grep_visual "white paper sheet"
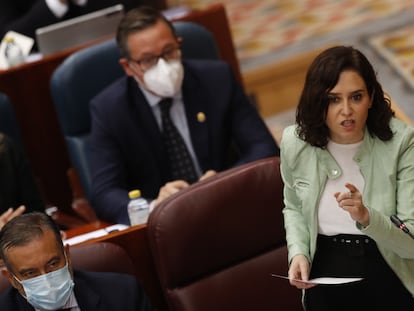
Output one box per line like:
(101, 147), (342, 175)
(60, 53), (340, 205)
(271, 274), (363, 285)
(63, 224), (129, 246)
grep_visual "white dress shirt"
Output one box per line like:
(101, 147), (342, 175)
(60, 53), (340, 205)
(34, 291), (80, 311)
(139, 85), (203, 177)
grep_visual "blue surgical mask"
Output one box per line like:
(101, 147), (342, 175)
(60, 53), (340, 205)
(13, 262), (74, 311)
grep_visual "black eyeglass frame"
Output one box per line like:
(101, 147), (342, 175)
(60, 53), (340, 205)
(128, 45), (181, 72)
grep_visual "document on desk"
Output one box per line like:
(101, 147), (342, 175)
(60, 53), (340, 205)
(271, 274), (363, 285)
(63, 224), (129, 246)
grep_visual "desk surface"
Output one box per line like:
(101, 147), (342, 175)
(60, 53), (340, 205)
(64, 220), (112, 239)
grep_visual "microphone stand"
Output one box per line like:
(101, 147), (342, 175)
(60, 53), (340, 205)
(390, 215), (414, 240)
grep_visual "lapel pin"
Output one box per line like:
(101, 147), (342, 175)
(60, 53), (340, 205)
(197, 112), (206, 123)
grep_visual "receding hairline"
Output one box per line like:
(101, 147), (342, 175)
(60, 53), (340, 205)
(2, 227), (62, 253)
(0, 212), (64, 265)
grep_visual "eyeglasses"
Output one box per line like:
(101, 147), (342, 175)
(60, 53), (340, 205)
(129, 46), (181, 71)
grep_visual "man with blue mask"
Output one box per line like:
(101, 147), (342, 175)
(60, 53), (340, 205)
(89, 6), (280, 225)
(0, 212), (154, 311)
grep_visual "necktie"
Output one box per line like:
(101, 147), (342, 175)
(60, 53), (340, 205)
(159, 98), (198, 184)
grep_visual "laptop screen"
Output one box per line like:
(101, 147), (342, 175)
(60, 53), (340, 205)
(35, 4), (124, 57)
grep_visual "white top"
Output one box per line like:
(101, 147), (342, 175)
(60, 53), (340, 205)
(318, 140), (365, 235)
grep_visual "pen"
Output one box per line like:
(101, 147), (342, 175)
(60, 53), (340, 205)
(104, 228), (120, 234)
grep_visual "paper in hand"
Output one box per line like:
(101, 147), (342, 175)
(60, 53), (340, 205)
(271, 274), (363, 285)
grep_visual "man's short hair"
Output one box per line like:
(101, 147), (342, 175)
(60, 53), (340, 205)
(0, 212), (63, 270)
(116, 5), (177, 58)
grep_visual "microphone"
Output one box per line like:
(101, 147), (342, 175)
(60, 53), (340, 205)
(390, 215), (414, 240)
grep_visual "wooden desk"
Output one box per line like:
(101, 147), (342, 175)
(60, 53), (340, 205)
(64, 220), (112, 239)
(0, 4), (240, 215)
(65, 223), (167, 311)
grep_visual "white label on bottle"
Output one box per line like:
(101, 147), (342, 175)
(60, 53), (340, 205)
(129, 208), (149, 226)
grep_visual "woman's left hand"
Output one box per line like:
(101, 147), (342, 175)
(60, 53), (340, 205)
(334, 183), (370, 227)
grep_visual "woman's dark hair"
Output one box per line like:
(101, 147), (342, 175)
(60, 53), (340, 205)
(116, 6), (177, 58)
(296, 45), (394, 148)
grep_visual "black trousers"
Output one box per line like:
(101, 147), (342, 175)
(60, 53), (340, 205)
(305, 234), (414, 311)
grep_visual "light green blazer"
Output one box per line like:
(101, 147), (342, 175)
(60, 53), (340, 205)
(281, 117), (414, 294)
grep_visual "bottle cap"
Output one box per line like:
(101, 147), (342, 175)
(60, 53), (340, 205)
(128, 189), (141, 199)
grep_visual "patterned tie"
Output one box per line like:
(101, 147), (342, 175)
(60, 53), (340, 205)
(159, 98), (198, 184)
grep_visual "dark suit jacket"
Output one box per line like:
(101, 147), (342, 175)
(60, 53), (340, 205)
(0, 133), (44, 214)
(89, 59), (279, 224)
(0, 270), (154, 311)
(0, 1), (164, 44)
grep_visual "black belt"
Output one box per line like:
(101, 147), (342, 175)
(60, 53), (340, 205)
(317, 234), (378, 256)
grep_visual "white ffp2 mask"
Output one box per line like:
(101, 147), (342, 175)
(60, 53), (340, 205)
(143, 58), (184, 97)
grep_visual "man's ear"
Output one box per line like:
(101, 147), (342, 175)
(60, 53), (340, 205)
(119, 58), (135, 77)
(1, 266), (15, 286)
(64, 244), (72, 264)
(1, 266), (11, 279)
(2, 265), (26, 294)
(64, 244), (75, 279)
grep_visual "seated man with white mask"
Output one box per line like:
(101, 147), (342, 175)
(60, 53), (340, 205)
(89, 6), (280, 224)
(0, 212), (154, 311)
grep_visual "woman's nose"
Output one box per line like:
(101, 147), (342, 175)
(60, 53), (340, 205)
(341, 102), (352, 115)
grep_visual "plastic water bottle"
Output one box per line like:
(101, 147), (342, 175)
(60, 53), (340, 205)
(127, 189), (150, 226)
(4, 37), (25, 68)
